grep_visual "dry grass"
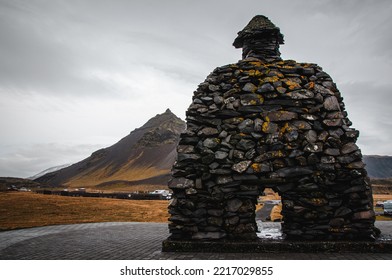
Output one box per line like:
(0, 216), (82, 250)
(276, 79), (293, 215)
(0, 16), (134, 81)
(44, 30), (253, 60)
(0, 192), (169, 231)
(2, 186), (392, 231)
(376, 215), (392, 221)
(373, 194), (392, 202)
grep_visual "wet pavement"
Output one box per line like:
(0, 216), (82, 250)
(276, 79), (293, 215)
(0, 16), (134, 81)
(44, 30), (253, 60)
(257, 221), (283, 239)
(1, 221), (392, 260)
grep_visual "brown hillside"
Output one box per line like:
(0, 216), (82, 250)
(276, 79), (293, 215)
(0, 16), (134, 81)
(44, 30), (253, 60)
(35, 109), (185, 189)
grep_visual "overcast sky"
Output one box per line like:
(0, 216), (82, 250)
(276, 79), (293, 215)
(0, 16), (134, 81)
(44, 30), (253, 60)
(0, 0), (391, 178)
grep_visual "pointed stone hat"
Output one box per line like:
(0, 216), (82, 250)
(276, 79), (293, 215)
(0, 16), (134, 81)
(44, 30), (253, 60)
(233, 15), (284, 48)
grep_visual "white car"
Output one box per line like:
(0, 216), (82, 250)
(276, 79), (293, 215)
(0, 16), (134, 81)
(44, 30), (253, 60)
(150, 190), (172, 199)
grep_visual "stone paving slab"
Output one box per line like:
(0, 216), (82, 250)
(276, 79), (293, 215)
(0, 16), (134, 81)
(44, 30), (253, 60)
(1, 222), (392, 260)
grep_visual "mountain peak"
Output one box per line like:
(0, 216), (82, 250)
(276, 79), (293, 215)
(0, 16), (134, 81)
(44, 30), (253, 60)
(140, 109), (184, 131)
(137, 109), (185, 147)
(34, 109), (186, 188)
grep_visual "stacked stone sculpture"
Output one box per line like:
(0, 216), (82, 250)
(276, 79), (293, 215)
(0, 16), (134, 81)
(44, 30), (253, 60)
(167, 15), (379, 241)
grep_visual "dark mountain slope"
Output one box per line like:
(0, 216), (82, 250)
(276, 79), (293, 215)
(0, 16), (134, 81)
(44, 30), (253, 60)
(35, 109), (185, 188)
(364, 155), (392, 178)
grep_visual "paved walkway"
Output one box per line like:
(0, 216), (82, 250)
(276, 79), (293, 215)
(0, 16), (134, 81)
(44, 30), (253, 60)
(1, 222), (392, 260)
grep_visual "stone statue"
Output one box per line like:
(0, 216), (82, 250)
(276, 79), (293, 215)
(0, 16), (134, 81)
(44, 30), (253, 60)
(167, 15), (379, 241)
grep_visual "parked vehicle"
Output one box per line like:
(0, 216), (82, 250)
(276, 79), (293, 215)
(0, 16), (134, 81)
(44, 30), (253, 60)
(150, 190), (172, 199)
(384, 202), (392, 216)
(376, 201), (384, 208)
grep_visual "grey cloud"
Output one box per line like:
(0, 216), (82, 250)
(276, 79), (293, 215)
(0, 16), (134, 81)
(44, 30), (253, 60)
(339, 82), (392, 155)
(0, 0), (228, 98)
(295, 0), (392, 59)
(0, 1), (103, 97)
(0, 143), (103, 178)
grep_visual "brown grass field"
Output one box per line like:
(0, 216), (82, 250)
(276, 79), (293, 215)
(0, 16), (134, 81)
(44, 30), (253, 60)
(1, 187), (392, 231)
(0, 192), (169, 231)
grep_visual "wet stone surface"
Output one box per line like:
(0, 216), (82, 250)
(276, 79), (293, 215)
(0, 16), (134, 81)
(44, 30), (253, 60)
(1, 222), (392, 259)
